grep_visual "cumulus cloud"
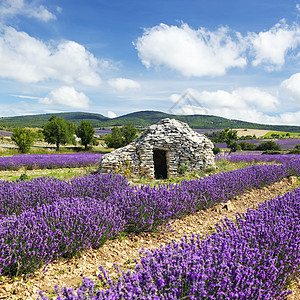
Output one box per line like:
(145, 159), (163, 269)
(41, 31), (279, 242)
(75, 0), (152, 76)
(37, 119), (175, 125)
(248, 21), (300, 70)
(177, 87), (278, 112)
(169, 85), (300, 125)
(280, 73), (300, 104)
(38, 86), (90, 110)
(135, 23), (247, 77)
(0, 26), (102, 86)
(107, 111), (117, 118)
(0, 0), (56, 22)
(135, 21), (300, 76)
(108, 78), (141, 91)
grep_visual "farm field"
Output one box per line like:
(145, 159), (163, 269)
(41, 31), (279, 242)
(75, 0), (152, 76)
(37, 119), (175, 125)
(0, 155), (300, 297)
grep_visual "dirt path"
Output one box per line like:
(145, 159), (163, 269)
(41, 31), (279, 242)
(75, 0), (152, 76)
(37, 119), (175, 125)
(0, 177), (299, 299)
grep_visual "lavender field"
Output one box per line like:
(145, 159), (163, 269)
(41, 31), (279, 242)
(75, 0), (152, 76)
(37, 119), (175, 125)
(94, 129), (112, 136)
(275, 138), (300, 150)
(29, 157), (300, 300)
(0, 153), (103, 170)
(1, 159), (300, 281)
(47, 186), (300, 299)
(0, 153), (300, 299)
(215, 138), (300, 150)
(0, 130), (12, 137)
(216, 153), (300, 163)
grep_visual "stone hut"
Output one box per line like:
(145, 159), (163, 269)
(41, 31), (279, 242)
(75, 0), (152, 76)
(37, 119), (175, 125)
(98, 118), (216, 180)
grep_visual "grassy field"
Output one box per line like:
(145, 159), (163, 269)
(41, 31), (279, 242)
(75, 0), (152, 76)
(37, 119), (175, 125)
(262, 131), (300, 138)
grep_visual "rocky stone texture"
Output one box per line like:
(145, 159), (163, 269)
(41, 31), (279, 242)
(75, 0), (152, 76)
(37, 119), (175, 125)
(98, 118), (216, 179)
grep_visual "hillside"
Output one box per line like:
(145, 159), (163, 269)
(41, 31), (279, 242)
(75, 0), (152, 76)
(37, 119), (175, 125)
(0, 110), (300, 133)
(0, 112), (109, 128)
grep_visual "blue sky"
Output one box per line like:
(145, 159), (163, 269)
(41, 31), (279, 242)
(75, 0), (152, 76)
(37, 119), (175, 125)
(1, 0), (300, 125)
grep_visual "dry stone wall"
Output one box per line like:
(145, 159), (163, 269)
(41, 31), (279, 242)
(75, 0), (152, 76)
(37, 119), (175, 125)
(98, 118), (216, 179)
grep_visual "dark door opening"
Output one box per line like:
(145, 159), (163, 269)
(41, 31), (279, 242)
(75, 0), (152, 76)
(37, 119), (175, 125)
(153, 149), (168, 179)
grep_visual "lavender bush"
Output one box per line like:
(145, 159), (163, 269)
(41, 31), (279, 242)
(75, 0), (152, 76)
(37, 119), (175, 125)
(275, 139), (300, 150)
(1, 160), (300, 277)
(0, 153), (104, 170)
(46, 187), (300, 299)
(0, 130), (12, 136)
(216, 154), (300, 163)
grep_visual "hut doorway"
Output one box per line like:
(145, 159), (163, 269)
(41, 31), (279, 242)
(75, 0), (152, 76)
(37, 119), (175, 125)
(153, 149), (168, 179)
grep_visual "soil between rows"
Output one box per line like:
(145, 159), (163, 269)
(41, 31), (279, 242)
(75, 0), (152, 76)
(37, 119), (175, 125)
(0, 177), (300, 300)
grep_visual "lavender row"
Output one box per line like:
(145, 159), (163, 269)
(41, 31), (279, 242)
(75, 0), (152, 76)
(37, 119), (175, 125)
(1, 160), (300, 277)
(47, 187), (300, 300)
(0, 153), (104, 170)
(216, 153), (300, 163)
(0, 130), (12, 136)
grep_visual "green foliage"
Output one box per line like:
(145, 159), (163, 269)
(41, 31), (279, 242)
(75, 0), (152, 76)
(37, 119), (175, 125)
(121, 122), (138, 145)
(262, 131), (300, 138)
(42, 116), (77, 151)
(76, 120), (95, 150)
(239, 141), (255, 150)
(238, 135), (257, 140)
(256, 141), (282, 151)
(105, 123), (137, 149)
(19, 172), (29, 181)
(288, 144), (300, 154)
(212, 146), (221, 155)
(177, 161), (190, 175)
(217, 128), (238, 147)
(11, 127), (35, 153)
(229, 142), (242, 152)
(261, 150), (281, 155)
(105, 127), (124, 149)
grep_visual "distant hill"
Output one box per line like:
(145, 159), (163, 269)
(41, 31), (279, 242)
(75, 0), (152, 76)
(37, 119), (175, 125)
(0, 110), (300, 133)
(0, 112), (109, 128)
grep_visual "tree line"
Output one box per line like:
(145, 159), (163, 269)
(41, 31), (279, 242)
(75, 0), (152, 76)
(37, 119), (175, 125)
(10, 116), (137, 153)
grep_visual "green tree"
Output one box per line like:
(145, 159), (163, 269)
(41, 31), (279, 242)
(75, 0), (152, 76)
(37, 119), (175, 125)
(105, 127), (124, 149)
(239, 141), (255, 150)
(229, 142), (242, 152)
(43, 116), (76, 151)
(76, 120), (95, 150)
(121, 122), (137, 145)
(217, 128), (238, 151)
(288, 144), (300, 154)
(105, 123), (138, 149)
(11, 127), (35, 153)
(256, 141), (282, 151)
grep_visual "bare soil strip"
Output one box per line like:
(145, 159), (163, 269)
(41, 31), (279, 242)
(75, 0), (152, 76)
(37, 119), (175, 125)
(0, 177), (300, 300)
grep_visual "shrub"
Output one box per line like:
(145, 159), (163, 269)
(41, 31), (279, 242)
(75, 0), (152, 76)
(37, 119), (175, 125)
(256, 141), (282, 151)
(212, 146), (221, 154)
(11, 127), (35, 153)
(288, 144), (300, 154)
(262, 150), (281, 155)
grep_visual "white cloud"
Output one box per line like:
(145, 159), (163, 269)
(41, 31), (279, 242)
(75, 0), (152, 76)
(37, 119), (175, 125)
(107, 111), (117, 118)
(108, 78), (141, 91)
(0, 0), (56, 22)
(0, 26), (102, 86)
(208, 107), (300, 126)
(173, 104), (208, 115)
(169, 86), (300, 125)
(135, 23), (247, 77)
(38, 86), (90, 110)
(248, 20), (300, 70)
(11, 94), (39, 99)
(135, 21), (300, 76)
(178, 87), (278, 112)
(280, 73), (300, 104)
